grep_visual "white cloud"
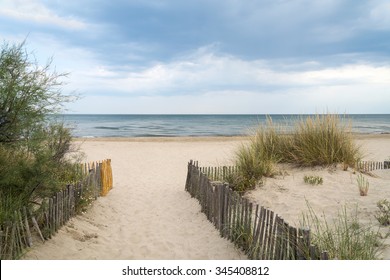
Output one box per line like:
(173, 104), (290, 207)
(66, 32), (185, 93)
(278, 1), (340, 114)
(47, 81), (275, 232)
(62, 48), (390, 114)
(5, 35), (387, 114)
(77, 50), (390, 94)
(369, 1), (390, 29)
(0, 0), (87, 30)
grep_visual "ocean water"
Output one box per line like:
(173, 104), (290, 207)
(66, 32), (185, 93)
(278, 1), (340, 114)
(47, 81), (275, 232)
(57, 114), (390, 138)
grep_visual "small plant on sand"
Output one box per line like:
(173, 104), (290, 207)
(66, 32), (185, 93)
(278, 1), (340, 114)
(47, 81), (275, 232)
(303, 175), (323, 185)
(375, 199), (390, 226)
(301, 202), (383, 259)
(356, 173), (369, 196)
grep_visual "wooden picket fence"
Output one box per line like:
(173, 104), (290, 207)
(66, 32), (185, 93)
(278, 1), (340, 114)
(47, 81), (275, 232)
(199, 166), (238, 182)
(356, 160), (390, 172)
(186, 160), (329, 260)
(201, 161), (390, 181)
(0, 159), (113, 260)
(80, 159), (113, 197)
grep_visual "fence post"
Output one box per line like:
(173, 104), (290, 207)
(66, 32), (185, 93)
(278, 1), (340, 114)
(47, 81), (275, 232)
(320, 251), (329, 260)
(297, 227), (311, 259)
(0, 230), (3, 259)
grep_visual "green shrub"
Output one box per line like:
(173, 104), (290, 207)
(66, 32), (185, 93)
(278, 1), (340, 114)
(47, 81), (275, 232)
(0, 41), (81, 225)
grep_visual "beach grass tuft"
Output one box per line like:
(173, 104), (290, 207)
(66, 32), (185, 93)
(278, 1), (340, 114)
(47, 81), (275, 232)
(303, 175), (323, 185)
(289, 114), (361, 167)
(232, 114), (361, 192)
(357, 173), (370, 196)
(375, 199), (390, 226)
(301, 202), (383, 260)
(232, 118), (285, 190)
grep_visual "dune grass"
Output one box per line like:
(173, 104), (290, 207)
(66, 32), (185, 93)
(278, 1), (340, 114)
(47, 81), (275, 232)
(233, 121), (279, 191)
(357, 173), (370, 196)
(232, 114), (361, 191)
(289, 114), (360, 167)
(301, 203), (383, 260)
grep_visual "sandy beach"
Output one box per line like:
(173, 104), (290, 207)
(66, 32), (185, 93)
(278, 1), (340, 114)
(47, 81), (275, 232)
(23, 135), (390, 260)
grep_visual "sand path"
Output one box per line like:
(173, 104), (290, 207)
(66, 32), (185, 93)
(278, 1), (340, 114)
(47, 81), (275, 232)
(23, 138), (247, 259)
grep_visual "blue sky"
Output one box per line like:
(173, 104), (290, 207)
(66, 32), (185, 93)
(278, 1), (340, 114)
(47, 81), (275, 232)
(1, 0), (390, 114)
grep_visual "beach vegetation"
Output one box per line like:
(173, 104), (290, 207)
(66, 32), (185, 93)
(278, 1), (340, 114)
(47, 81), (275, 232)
(75, 184), (96, 215)
(375, 199), (390, 226)
(303, 175), (323, 185)
(288, 114), (360, 167)
(0, 41), (80, 225)
(233, 140), (275, 191)
(232, 114), (361, 192)
(356, 173), (369, 196)
(301, 203), (383, 260)
(230, 222), (253, 252)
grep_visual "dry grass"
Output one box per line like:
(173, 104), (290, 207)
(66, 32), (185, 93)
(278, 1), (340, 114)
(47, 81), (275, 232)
(301, 203), (383, 260)
(357, 173), (370, 196)
(233, 114), (361, 192)
(288, 114), (361, 167)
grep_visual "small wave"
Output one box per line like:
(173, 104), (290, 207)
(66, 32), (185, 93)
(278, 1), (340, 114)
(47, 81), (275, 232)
(134, 134), (175, 137)
(94, 126), (120, 130)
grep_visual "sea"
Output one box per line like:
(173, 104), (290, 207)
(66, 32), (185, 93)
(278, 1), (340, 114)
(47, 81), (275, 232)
(57, 114), (390, 138)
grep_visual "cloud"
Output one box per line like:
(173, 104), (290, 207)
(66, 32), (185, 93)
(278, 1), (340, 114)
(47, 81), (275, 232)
(0, 0), (87, 30)
(369, 1), (390, 29)
(59, 46), (390, 113)
(72, 48), (390, 95)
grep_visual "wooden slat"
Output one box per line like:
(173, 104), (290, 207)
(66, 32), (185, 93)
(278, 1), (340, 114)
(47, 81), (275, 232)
(268, 212), (276, 259)
(265, 210), (274, 259)
(274, 216), (282, 260)
(288, 225), (297, 260)
(257, 207), (267, 259)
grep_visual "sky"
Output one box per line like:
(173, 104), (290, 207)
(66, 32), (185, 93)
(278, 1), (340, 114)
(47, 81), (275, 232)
(1, 0), (390, 114)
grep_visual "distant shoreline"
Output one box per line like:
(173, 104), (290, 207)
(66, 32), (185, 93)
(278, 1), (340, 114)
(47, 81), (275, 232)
(72, 135), (250, 142)
(72, 133), (390, 142)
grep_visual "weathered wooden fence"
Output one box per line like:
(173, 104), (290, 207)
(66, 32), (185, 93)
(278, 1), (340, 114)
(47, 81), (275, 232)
(0, 159), (113, 260)
(199, 165), (238, 182)
(186, 160), (329, 260)
(80, 159), (113, 197)
(201, 161), (390, 179)
(356, 160), (390, 172)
